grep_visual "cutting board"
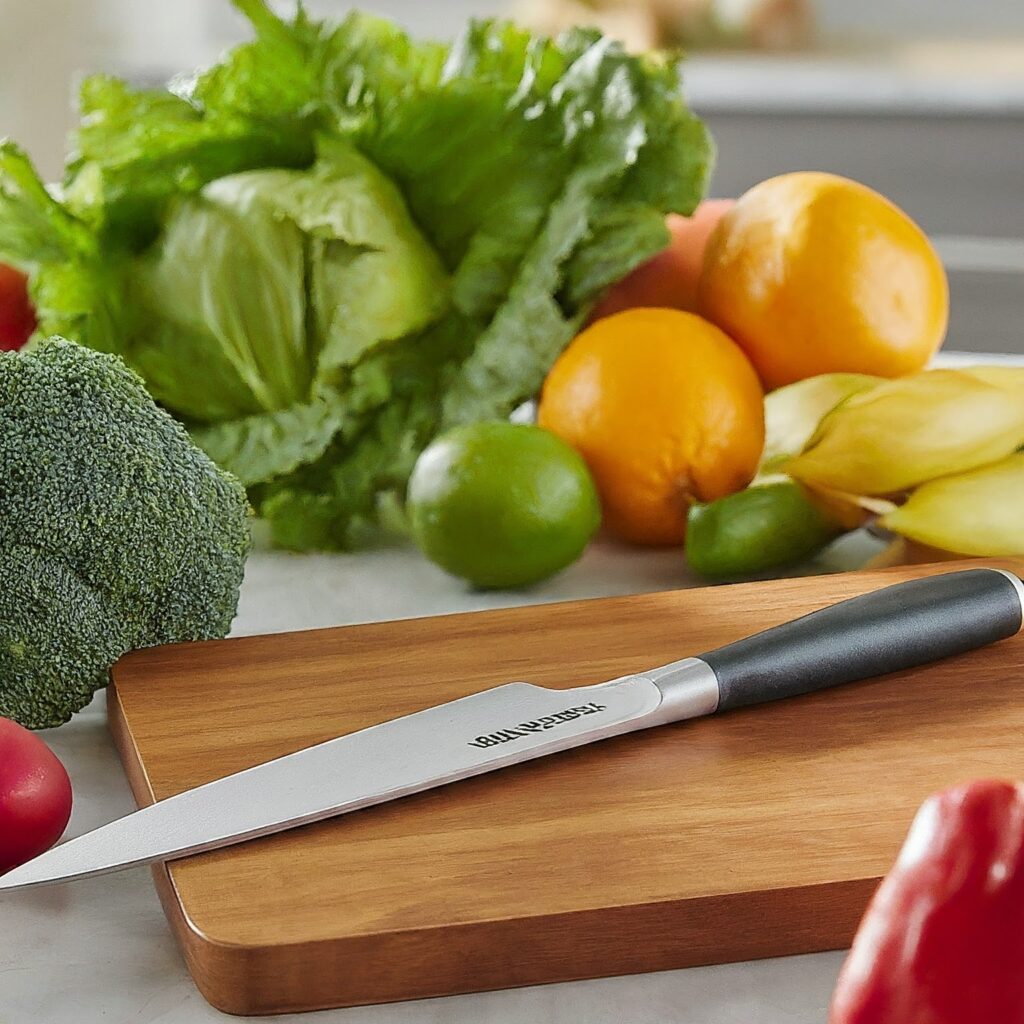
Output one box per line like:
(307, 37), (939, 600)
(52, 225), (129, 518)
(109, 558), (1024, 1016)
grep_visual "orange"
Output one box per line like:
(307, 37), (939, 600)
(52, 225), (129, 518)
(537, 308), (764, 546)
(699, 172), (948, 390)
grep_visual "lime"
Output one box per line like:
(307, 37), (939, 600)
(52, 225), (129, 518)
(686, 480), (842, 580)
(407, 422), (600, 589)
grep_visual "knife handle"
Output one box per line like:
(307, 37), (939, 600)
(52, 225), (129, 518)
(698, 568), (1024, 714)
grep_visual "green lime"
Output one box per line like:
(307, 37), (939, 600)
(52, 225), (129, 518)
(407, 422), (600, 589)
(686, 480), (843, 580)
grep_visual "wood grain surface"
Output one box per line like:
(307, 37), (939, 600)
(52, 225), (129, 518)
(109, 558), (1024, 1016)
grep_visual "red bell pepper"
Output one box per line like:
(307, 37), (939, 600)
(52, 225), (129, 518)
(830, 779), (1024, 1024)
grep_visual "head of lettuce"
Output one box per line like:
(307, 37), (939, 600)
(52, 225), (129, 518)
(0, 0), (712, 550)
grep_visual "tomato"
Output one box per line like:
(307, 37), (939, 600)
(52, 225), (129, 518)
(0, 718), (73, 874)
(0, 262), (37, 352)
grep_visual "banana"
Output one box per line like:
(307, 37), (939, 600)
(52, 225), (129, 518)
(881, 453), (1024, 555)
(761, 373), (881, 474)
(786, 369), (1024, 495)
(959, 365), (1024, 396)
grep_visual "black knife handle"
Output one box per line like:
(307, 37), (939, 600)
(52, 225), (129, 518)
(701, 569), (1024, 713)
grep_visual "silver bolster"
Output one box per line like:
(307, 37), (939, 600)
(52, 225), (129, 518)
(991, 569), (1024, 631)
(640, 657), (721, 725)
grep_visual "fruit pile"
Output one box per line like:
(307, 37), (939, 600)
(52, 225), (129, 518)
(6, 165), (1011, 589)
(410, 170), (1020, 587)
(695, 365), (1024, 578)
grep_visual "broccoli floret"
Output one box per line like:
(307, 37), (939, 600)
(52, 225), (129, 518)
(0, 338), (251, 728)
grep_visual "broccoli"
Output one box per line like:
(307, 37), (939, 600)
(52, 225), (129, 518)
(0, 338), (251, 728)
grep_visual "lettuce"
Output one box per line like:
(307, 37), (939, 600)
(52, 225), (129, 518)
(0, 1), (712, 550)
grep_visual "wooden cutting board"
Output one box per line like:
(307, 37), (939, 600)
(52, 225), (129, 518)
(109, 558), (1024, 1016)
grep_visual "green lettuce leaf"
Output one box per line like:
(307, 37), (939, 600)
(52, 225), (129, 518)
(64, 76), (313, 249)
(119, 142), (449, 422)
(0, 1), (712, 551)
(0, 142), (94, 265)
(190, 391), (347, 486)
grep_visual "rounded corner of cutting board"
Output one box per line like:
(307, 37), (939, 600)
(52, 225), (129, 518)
(153, 864), (290, 1017)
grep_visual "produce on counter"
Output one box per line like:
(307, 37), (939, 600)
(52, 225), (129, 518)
(692, 363), (1024, 577)
(686, 480), (843, 579)
(0, 339), (250, 728)
(589, 200), (735, 321)
(880, 453), (1024, 557)
(0, 0), (711, 552)
(787, 369), (1024, 495)
(408, 423), (600, 589)
(0, 718), (73, 873)
(0, 0), (1006, 580)
(538, 308), (764, 546)
(830, 779), (1024, 1024)
(0, 261), (35, 351)
(699, 172), (949, 389)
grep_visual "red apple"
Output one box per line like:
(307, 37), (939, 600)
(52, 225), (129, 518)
(590, 199), (735, 322)
(0, 718), (73, 874)
(0, 262), (37, 351)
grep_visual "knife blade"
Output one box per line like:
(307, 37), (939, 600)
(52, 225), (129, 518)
(2, 567), (1022, 892)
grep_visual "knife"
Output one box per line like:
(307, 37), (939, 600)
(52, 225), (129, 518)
(2, 568), (1022, 893)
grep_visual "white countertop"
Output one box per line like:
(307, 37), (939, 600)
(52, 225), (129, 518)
(0, 349), (1018, 1024)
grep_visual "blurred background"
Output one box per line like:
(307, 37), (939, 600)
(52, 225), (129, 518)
(1, 0), (1022, 352)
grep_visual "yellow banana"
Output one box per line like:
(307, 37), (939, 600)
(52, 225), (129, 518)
(880, 452), (1024, 555)
(787, 369), (1024, 494)
(761, 373), (881, 473)
(959, 364), (1024, 396)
